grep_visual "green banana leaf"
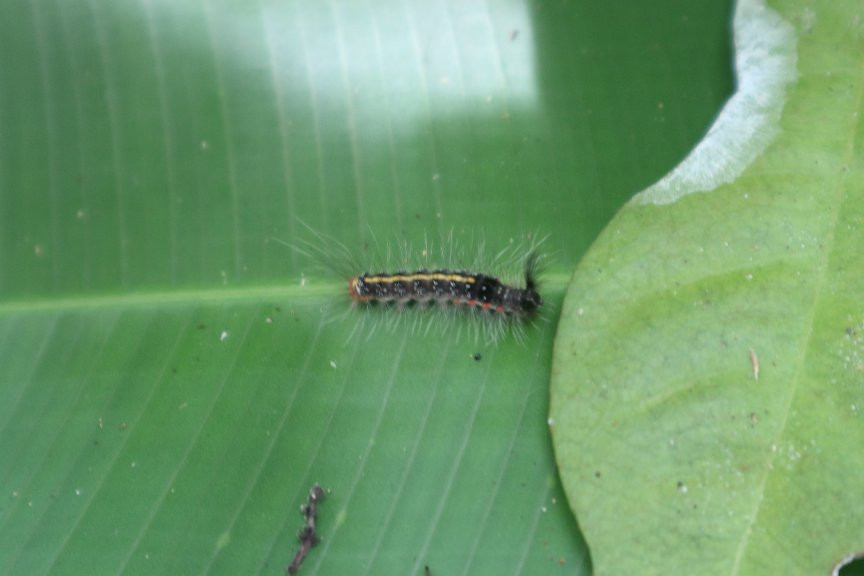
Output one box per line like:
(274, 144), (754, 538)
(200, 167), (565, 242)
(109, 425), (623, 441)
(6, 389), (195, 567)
(0, 0), (733, 574)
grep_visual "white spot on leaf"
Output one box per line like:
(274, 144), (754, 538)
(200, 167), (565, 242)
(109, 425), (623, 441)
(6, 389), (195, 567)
(635, 0), (797, 205)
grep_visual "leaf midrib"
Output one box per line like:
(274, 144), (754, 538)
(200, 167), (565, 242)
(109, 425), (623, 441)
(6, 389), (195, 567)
(0, 274), (573, 317)
(0, 285), (325, 316)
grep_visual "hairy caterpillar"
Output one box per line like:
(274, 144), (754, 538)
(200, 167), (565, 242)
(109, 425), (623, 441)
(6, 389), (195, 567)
(348, 257), (542, 317)
(279, 223), (545, 345)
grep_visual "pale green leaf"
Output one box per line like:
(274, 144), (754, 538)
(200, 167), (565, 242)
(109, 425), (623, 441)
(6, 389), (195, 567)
(550, 0), (864, 574)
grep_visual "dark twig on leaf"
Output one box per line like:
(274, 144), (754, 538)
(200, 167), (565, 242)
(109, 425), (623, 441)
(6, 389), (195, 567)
(287, 484), (326, 575)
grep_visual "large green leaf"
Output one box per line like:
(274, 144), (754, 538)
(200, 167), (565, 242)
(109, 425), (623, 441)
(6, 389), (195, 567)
(0, 0), (732, 574)
(551, 0), (864, 574)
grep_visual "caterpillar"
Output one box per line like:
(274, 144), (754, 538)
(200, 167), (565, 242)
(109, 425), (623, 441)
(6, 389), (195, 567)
(279, 223), (545, 344)
(348, 255), (542, 318)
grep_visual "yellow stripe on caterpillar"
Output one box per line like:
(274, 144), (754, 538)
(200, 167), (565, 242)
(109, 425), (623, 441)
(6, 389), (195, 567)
(362, 273), (477, 285)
